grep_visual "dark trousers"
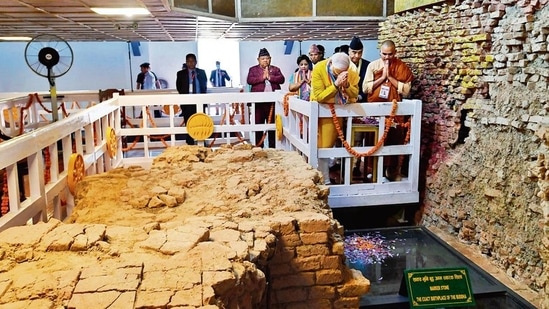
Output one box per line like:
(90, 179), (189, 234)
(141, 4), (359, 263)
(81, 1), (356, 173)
(180, 105), (197, 145)
(384, 124), (409, 176)
(254, 102), (275, 148)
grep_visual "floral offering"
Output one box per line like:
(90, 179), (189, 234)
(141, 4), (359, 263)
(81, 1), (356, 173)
(344, 232), (401, 265)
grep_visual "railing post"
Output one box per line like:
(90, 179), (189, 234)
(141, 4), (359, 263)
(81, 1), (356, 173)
(309, 101), (319, 169)
(28, 151), (47, 224)
(5, 164), (20, 214)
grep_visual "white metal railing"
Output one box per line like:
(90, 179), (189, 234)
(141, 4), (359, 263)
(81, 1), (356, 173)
(0, 93), (43, 137)
(0, 94), (120, 232)
(117, 91), (280, 167)
(0, 90), (422, 232)
(0, 91), (103, 138)
(275, 96), (422, 208)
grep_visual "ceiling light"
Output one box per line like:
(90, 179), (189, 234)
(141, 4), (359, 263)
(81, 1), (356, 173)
(91, 7), (150, 16)
(0, 36), (32, 41)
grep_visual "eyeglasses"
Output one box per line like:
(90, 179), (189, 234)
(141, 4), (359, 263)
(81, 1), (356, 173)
(381, 52), (394, 56)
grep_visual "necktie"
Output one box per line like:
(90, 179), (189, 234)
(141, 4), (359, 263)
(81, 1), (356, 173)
(216, 70), (221, 87)
(191, 70), (196, 93)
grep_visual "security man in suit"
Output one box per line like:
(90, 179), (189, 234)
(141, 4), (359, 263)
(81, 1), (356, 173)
(209, 61), (231, 87)
(176, 53), (208, 145)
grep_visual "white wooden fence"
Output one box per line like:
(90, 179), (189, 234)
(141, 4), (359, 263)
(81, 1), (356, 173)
(0, 93), (120, 232)
(0, 90), (421, 232)
(275, 96), (422, 208)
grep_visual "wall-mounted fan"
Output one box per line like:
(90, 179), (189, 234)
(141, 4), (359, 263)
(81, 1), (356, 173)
(24, 34), (74, 122)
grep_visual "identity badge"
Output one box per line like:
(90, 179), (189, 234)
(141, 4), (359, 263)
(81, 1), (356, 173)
(379, 84), (390, 99)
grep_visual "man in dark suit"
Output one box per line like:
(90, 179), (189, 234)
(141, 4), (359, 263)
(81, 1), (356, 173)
(349, 37), (372, 178)
(349, 36), (370, 103)
(176, 53), (208, 145)
(209, 61), (231, 87)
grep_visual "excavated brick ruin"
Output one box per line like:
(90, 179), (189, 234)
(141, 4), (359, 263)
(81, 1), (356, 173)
(0, 145), (369, 308)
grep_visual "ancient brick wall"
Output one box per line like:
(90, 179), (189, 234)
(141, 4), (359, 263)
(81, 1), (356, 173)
(266, 213), (368, 308)
(378, 0), (548, 306)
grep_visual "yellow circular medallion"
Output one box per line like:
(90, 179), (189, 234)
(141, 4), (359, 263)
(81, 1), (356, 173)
(186, 112), (214, 141)
(106, 126), (117, 158)
(276, 114), (283, 141)
(67, 153), (85, 195)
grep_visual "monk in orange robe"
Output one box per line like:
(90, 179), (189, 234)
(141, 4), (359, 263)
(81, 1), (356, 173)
(363, 40), (414, 181)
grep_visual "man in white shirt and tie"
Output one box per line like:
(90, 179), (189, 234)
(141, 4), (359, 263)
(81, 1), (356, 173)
(209, 61), (231, 87)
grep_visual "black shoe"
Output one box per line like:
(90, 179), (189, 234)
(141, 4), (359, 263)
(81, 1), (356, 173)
(329, 164), (341, 172)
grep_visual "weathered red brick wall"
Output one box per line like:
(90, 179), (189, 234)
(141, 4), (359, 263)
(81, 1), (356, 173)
(378, 0), (548, 306)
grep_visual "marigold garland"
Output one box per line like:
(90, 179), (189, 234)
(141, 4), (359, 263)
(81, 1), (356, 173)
(208, 103), (247, 147)
(43, 147), (51, 184)
(121, 115), (140, 152)
(33, 93), (70, 124)
(283, 92), (304, 136)
(396, 120), (412, 171)
(1, 171), (8, 216)
(329, 99), (401, 158)
(121, 107), (186, 151)
(17, 94), (36, 135)
(282, 92), (297, 117)
(143, 108), (169, 148)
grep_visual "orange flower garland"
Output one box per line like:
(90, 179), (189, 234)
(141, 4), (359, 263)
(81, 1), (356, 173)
(43, 147), (51, 184)
(283, 92), (303, 136)
(121, 107), (180, 152)
(17, 93), (37, 135)
(329, 99), (401, 158)
(282, 92), (297, 117)
(1, 171), (8, 215)
(144, 108), (169, 148)
(208, 102), (247, 147)
(32, 93), (69, 123)
(398, 120), (412, 169)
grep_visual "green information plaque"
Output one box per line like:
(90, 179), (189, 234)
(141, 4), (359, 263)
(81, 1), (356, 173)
(399, 267), (476, 308)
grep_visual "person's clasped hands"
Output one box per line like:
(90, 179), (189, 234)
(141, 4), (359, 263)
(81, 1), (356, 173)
(383, 60), (391, 80)
(335, 71), (349, 88)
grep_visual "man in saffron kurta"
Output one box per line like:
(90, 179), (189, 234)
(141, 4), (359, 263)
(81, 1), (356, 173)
(311, 52), (359, 184)
(363, 40), (414, 181)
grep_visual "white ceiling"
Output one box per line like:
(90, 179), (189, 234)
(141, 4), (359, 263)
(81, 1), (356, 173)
(0, 0), (384, 42)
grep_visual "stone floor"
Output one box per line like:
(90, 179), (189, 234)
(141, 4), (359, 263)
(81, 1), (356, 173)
(429, 226), (542, 308)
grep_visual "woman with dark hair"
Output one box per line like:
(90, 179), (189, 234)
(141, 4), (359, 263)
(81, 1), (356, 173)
(288, 54), (312, 101)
